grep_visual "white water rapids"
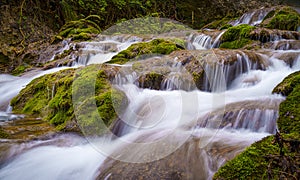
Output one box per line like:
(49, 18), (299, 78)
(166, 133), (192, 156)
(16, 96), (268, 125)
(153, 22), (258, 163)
(0, 30), (300, 179)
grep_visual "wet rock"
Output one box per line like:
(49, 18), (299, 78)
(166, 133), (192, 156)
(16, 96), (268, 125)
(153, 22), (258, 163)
(96, 136), (249, 180)
(250, 28), (300, 43)
(263, 40), (300, 50)
(0, 117), (56, 141)
(196, 99), (283, 133)
(129, 49), (269, 91)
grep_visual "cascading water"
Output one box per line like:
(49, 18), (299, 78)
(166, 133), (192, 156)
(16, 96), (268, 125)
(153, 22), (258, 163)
(230, 7), (273, 26)
(0, 30), (300, 179)
(72, 36), (143, 66)
(188, 31), (225, 50)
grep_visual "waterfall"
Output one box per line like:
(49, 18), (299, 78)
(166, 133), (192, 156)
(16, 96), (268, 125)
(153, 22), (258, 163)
(188, 31), (225, 50)
(191, 34), (212, 50)
(231, 8), (273, 26)
(57, 35), (144, 66)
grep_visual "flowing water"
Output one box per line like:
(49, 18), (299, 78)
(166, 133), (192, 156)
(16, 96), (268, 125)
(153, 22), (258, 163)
(0, 29), (300, 179)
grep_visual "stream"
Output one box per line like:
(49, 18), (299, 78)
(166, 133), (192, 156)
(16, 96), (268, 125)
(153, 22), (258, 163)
(0, 9), (300, 180)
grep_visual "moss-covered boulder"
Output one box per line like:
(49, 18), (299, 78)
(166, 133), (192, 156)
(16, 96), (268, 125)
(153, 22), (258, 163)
(106, 38), (184, 64)
(10, 64), (127, 134)
(262, 6), (300, 31)
(220, 24), (256, 49)
(57, 15), (101, 41)
(273, 71), (300, 135)
(136, 72), (165, 90)
(214, 71), (300, 179)
(273, 71), (300, 96)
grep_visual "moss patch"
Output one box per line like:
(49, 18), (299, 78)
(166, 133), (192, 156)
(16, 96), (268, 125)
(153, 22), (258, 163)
(106, 38), (184, 64)
(272, 71), (300, 96)
(11, 64), (32, 76)
(263, 7), (300, 31)
(136, 72), (165, 90)
(57, 15), (101, 41)
(0, 127), (9, 139)
(273, 71), (300, 135)
(203, 17), (233, 30)
(220, 24), (256, 49)
(11, 65), (127, 134)
(214, 134), (300, 179)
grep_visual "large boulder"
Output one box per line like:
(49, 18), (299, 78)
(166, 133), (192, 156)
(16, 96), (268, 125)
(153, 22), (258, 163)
(10, 64), (127, 134)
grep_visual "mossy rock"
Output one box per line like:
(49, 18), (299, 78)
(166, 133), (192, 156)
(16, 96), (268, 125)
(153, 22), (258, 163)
(106, 38), (184, 64)
(11, 65), (127, 134)
(203, 17), (233, 30)
(272, 71), (300, 135)
(57, 15), (101, 41)
(11, 64), (32, 76)
(213, 135), (299, 179)
(136, 72), (165, 90)
(220, 24), (256, 49)
(272, 71), (300, 96)
(263, 6), (300, 31)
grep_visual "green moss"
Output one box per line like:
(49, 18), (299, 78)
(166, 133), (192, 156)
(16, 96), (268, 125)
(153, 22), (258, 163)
(104, 18), (189, 35)
(220, 24), (255, 49)
(272, 71), (300, 96)
(107, 38), (184, 64)
(274, 71), (300, 135)
(0, 127), (9, 139)
(12, 65), (27, 75)
(11, 65), (126, 134)
(221, 24), (255, 42)
(137, 72), (164, 90)
(264, 7), (300, 31)
(214, 136), (285, 179)
(71, 32), (93, 41)
(58, 15), (101, 41)
(220, 24), (232, 30)
(220, 39), (252, 49)
(203, 17), (232, 30)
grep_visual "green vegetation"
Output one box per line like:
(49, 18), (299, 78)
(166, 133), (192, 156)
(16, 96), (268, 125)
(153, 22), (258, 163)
(57, 15), (101, 41)
(106, 38), (184, 64)
(11, 64), (32, 76)
(214, 71), (300, 179)
(137, 72), (164, 90)
(263, 7), (300, 31)
(11, 65), (127, 134)
(214, 136), (279, 179)
(104, 18), (190, 35)
(220, 24), (256, 49)
(273, 71), (300, 135)
(0, 127), (9, 139)
(203, 17), (233, 30)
